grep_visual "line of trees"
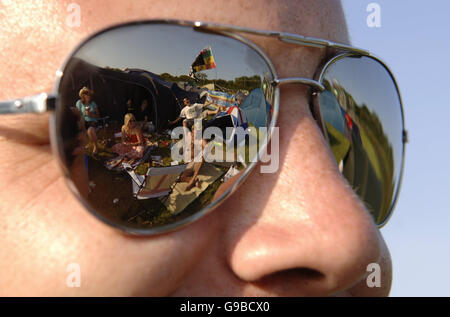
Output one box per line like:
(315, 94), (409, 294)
(159, 73), (262, 92)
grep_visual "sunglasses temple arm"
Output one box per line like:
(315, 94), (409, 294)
(0, 93), (56, 115)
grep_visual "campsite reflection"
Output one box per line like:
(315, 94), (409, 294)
(320, 78), (396, 224)
(57, 58), (274, 229)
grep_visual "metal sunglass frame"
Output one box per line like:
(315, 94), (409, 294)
(0, 19), (407, 233)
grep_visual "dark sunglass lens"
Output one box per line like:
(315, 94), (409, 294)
(54, 23), (276, 233)
(318, 55), (404, 225)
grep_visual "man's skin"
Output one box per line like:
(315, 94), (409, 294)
(0, 0), (392, 296)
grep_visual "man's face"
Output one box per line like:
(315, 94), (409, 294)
(183, 98), (191, 107)
(0, 0), (392, 296)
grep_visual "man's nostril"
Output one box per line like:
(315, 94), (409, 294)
(256, 268), (325, 285)
(245, 267), (329, 295)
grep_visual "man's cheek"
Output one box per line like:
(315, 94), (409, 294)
(68, 212), (221, 296)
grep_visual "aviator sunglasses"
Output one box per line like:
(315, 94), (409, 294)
(0, 20), (407, 234)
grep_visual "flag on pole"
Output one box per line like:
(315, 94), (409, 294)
(189, 45), (216, 78)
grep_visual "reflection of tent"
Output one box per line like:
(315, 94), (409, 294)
(320, 90), (383, 222)
(206, 105), (248, 144)
(320, 90), (347, 135)
(59, 58), (187, 129)
(225, 106), (248, 131)
(239, 88), (271, 128)
(207, 91), (237, 108)
(171, 83), (201, 104)
(128, 69), (202, 106)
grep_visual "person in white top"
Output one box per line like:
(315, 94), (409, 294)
(169, 97), (216, 130)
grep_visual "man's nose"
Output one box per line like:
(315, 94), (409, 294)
(220, 98), (383, 295)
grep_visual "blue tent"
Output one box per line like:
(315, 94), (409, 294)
(319, 90), (346, 135)
(240, 88), (271, 128)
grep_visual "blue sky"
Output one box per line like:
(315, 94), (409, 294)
(76, 23), (270, 81)
(342, 0), (450, 296)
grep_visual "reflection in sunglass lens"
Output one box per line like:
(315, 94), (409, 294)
(54, 23), (275, 233)
(319, 55), (404, 225)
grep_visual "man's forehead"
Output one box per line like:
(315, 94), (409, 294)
(70, 0), (347, 39)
